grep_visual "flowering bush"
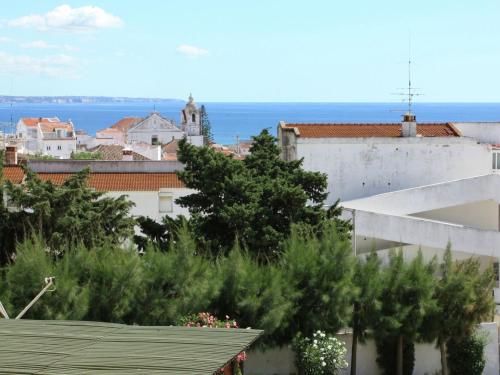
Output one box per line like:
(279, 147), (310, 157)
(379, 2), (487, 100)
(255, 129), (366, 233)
(294, 330), (348, 375)
(180, 312), (246, 374)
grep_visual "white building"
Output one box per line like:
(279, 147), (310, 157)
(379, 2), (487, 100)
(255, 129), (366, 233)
(94, 96), (204, 149)
(24, 159), (193, 222)
(278, 116), (492, 204)
(341, 174), (500, 309)
(16, 117), (77, 159)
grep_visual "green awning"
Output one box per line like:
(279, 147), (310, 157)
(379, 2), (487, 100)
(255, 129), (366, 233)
(0, 319), (263, 374)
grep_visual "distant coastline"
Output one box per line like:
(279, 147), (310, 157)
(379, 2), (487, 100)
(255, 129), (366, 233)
(0, 96), (184, 104)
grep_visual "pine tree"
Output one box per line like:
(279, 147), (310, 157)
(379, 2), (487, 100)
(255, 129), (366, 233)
(176, 129), (336, 259)
(422, 246), (495, 375)
(281, 223), (355, 342)
(200, 105), (213, 144)
(3, 167), (135, 258)
(350, 252), (383, 375)
(377, 250), (437, 375)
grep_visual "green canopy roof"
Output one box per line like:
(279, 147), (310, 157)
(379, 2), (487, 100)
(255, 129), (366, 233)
(0, 319), (263, 374)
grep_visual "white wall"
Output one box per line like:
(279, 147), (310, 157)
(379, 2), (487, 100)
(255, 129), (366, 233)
(40, 139), (76, 159)
(245, 323), (499, 375)
(128, 130), (184, 145)
(292, 137), (491, 203)
(412, 199), (499, 231)
(453, 122), (500, 144)
(106, 188), (194, 223)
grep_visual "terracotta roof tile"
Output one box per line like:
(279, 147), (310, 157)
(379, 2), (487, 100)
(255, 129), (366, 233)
(2, 166), (24, 184)
(282, 123), (461, 138)
(110, 117), (143, 132)
(20, 117), (60, 127)
(36, 172), (184, 191)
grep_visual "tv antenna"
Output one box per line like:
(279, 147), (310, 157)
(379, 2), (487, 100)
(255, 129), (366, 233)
(392, 35), (422, 117)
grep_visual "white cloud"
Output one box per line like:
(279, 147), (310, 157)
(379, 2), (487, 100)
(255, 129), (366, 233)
(0, 36), (13, 43)
(20, 40), (79, 51)
(7, 4), (123, 32)
(0, 51), (79, 78)
(176, 44), (209, 58)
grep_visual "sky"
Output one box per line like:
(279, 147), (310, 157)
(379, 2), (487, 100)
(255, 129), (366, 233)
(0, 1), (499, 102)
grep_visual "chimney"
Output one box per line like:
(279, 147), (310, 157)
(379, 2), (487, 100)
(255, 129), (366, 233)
(122, 148), (133, 161)
(5, 145), (17, 165)
(402, 113), (417, 137)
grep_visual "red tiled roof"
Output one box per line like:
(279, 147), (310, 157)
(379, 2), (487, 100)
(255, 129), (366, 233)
(282, 123), (461, 138)
(110, 117), (143, 132)
(2, 166), (24, 184)
(39, 122), (73, 133)
(20, 117), (60, 127)
(36, 172), (184, 191)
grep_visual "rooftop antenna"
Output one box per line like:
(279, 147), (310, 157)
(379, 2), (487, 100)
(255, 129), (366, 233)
(391, 33), (422, 118)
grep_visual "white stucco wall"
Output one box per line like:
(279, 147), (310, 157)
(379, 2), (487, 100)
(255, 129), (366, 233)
(128, 130), (184, 145)
(412, 199), (499, 231)
(106, 188), (194, 222)
(453, 122), (500, 145)
(245, 323), (499, 375)
(292, 137), (491, 203)
(40, 139), (77, 159)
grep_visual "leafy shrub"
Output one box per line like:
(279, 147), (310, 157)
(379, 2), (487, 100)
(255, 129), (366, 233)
(293, 330), (348, 375)
(447, 332), (486, 375)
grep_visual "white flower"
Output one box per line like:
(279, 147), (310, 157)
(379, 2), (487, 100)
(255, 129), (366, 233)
(313, 339), (317, 344)
(322, 361), (326, 367)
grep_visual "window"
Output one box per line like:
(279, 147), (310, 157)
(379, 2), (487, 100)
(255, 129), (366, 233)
(46, 145), (51, 151)
(152, 135), (159, 145)
(492, 151), (500, 170)
(191, 113), (196, 123)
(158, 193), (173, 213)
(57, 145), (62, 150)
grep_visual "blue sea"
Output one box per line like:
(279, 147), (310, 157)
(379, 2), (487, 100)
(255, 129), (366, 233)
(1, 102), (500, 144)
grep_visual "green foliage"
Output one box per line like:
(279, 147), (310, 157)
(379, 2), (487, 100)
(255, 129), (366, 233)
(375, 250), (436, 374)
(375, 336), (415, 375)
(71, 151), (104, 160)
(3, 236), (89, 320)
(293, 331), (349, 375)
(280, 223), (354, 341)
(211, 244), (293, 344)
(351, 251), (382, 342)
(133, 226), (220, 325)
(133, 215), (189, 252)
(200, 104), (213, 144)
(176, 129), (335, 259)
(447, 332), (487, 375)
(420, 245), (495, 374)
(2, 167), (135, 260)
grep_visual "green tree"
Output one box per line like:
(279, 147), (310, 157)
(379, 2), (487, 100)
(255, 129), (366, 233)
(133, 215), (189, 252)
(71, 151), (104, 160)
(200, 104), (213, 144)
(422, 246), (495, 375)
(211, 244), (293, 345)
(350, 252), (383, 375)
(133, 226), (220, 325)
(377, 250), (437, 375)
(281, 223), (355, 342)
(3, 167), (135, 257)
(176, 129), (335, 259)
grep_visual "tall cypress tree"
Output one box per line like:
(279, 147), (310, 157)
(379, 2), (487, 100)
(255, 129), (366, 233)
(350, 252), (383, 375)
(377, 250), (437, 375)
(421, 246), (495, 375)
(200, 105), (213, 144)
